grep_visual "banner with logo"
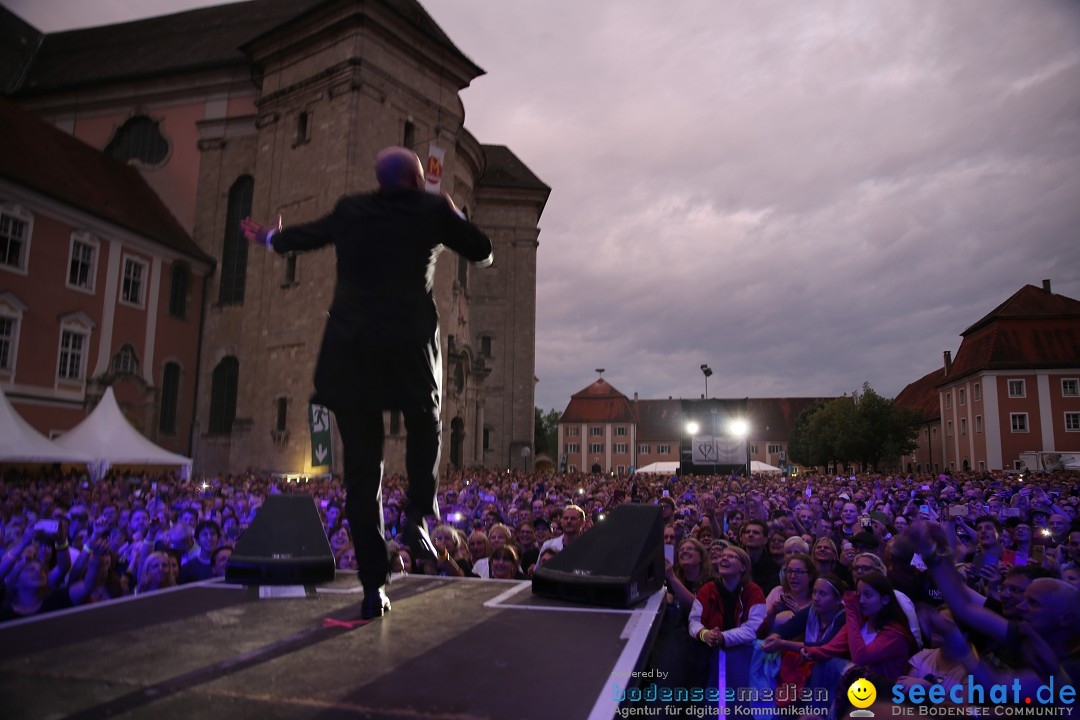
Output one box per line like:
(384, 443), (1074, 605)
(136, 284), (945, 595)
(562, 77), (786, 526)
(425, 143), (445, 194)
(691, 435), (745, 464)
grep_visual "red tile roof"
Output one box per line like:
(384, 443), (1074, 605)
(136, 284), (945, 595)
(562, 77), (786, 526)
(0, 97), (211, 263)
(962, 284), (1080, 336)
(895, 367), (946, 423)
(559, 379), (636, 424)
(8, 0), (479, 96)
(747, 397), (833, 437)
(479, 145), (551, 194)
(634, 399), (683, 440)
(559, 380), (835, 440)
(944, 285), (1080, 382)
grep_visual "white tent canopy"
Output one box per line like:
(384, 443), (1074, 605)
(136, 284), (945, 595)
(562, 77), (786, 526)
(53, 387), (192, 480)
(751, 460), (783, 474)
(0, 387), (94, 465)
(634, 461), (681, 475)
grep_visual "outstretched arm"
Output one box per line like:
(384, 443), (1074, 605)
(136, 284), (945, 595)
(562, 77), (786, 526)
(908, 521), (1008, 642)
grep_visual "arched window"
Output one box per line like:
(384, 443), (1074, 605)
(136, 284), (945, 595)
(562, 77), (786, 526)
(209, 356), (239, 434)
(111, 344), (139, 375)
(159, 362), (181, 435)
(450, 417), (465, 468)
(453, 361), (465, 394)
(169, 263), (189, 317)
(457, 255), (468, 288)
(105, 116), (168, 165)
(1, 204), (33, 273)
(219, 176), (253, 305)
(275, 397), (288, 433)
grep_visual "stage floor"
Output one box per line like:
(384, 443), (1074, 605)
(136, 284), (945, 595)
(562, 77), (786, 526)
(0, 574), (662, 720)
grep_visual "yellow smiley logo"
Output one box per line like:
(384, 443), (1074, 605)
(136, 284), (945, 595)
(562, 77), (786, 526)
(847, 677), (876, 709)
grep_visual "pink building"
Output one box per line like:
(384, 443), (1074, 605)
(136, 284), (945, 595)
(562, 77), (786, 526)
(0, 98), (213, 453)
(556, 378), (828, 475)
(898, 281), (1080, 472)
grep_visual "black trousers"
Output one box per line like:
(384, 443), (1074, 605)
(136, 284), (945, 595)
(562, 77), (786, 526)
(335, 405), (441, 589)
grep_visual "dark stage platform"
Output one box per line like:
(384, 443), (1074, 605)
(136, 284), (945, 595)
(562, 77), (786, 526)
(0, 574), (663, 719)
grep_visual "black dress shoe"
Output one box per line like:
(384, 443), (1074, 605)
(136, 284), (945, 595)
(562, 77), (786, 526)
(400, 517), (437, 561)
(361, 587), (391, 620)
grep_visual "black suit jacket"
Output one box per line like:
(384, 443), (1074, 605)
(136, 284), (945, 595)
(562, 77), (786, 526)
(272, 188), (493, 413)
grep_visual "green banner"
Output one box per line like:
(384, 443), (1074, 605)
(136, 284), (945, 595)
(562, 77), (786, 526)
(309, 403), (333, 468)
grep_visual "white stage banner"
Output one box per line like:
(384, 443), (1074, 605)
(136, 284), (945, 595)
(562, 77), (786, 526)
(691, 435), (744, 464)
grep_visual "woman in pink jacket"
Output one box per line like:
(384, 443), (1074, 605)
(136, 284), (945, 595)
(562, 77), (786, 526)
(801, 571), (916, 681)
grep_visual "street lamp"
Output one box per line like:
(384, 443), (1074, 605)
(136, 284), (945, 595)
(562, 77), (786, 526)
(686, 421), (700, 436)
(729, 419), (749, 476)
(700, 364), (712, 398)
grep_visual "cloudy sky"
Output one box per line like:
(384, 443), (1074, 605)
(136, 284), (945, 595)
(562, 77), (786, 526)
(7, 0), (1080, 413)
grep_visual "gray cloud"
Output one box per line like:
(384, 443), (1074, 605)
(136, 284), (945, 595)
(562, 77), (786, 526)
(422, 0), (1080, 411)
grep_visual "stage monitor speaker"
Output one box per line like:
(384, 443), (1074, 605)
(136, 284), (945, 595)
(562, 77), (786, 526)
(531, 503), (663, 608)
(226, 494), (336, 585)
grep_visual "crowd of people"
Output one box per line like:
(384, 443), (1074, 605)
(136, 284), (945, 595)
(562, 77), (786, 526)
(2, 466), (1079, 714)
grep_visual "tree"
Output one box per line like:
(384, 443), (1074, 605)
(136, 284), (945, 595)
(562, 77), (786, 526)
(788, 383), (919, 472)
(533, 407), (561, 456)
(789, 401), (825, 467)
(848, 382), (920, 471)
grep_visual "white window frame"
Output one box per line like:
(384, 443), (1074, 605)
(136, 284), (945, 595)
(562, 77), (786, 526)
(66, 232), (99, 294)
(1008, 379), (1026, 398)
(958, 388), (966, 406)
(589, 443), (604, 454)
(1066, 412), (1080, 432)
(615, 426), (628, 436)
(975, 415), (983, 434)
(566, 443), (580, 453)
(974, 382), (981, 401)
(57, 329), (88, 382)
(657, 444), (671, 454)
(120, 255), (149, 308)
(0, 292), (26, 376)
(589, 427), (603, 437)
(767, 444), (783, 454)
(566, 426), (579, 436)
(617, 465), (625, 475)
(978, 461), (986, 471)
(947, 420), (953, 436)
(960, 418), (967, 435)
(111, 344), (139, 375)
(1010, 413), (1029, 433)
(614, 443), (628, 453)
(55, 311), (95, 385)
(945, 392), (952, 409)
(0, 204), (33, 276)
(0, 314), (16, 375)
(1063, 379), (1079, 397)
(638, 443), (650, 454)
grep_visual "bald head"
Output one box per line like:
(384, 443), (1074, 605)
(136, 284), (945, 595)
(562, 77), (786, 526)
(375, 146), (425, 190)
(1025, 578), (1080, 636)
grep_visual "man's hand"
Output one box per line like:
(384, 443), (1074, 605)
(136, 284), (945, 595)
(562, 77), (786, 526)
(240, 215), (282, 246)
(760, 634), (783, 653)
(908, 520), (948, 557)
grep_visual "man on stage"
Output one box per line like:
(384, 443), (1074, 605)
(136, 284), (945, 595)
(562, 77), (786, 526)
(241, 146), (493, 618)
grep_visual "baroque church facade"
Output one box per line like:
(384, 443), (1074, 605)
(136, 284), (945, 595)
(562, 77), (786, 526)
(2, 0), (548, 476)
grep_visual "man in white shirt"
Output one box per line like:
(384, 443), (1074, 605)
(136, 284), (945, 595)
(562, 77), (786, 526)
(538, 505), (586, 556)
